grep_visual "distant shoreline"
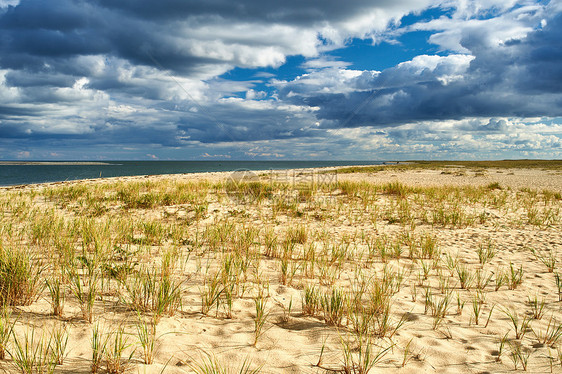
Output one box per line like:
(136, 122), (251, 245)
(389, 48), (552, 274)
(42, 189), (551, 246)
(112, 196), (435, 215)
(1, 160), (560, 189)
(0, 165), (348, 190)
(0, 161), (113, 165)
(0, 160), (380, 187)
(1, 162), (560, 192)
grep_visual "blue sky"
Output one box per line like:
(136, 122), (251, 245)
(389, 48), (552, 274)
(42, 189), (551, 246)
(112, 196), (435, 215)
(0, 0), (561, 160)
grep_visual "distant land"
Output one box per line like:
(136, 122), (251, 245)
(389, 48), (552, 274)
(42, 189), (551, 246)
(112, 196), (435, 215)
(0, 161), (112, 165)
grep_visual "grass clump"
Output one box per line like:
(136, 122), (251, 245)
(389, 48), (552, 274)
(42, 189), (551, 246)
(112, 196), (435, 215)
(10, 327), (56, 374)
(456, 265), (474, 290)
(533, 315), (562, 346)
(8, 323), (67, 374)
(507, 340), (531, 371)
(504, 308), (532, 340)
(321, 287), (346, 327)
(486, 182), (502, 190)
(50, 322), (69, 366)
(0, 305), (16, 359)
(527, 295), (546, 320)
(69, 271), (98, 323)
(508, 263), (524, 290)
(189, 350), (262, 374)
(253, 287), (270, 347)
(477, 239), (496, 266)
(339, 332), (393, 374)
(531, 248), (557, 273)
(122, 266), (183, 322)
(302, 285), (321, 317)
(91, 323), (107, 374)
(0, 245), (44, 306)
(136, 314), (158, 365)
(200, 270), (224, 316)
(46, 278), (65, 317)
(286, 225), (307, 245)
(105, 325), (134, 374)
(430, 293), (452, 330)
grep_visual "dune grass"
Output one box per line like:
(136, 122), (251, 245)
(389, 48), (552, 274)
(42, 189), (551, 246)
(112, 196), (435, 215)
(0, 168), (559, 372)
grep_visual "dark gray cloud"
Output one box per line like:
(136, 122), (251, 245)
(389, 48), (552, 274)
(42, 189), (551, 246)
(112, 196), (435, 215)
(92, 0), (408, 25)
(4, 0), (418, 157)
(0, 0), (206, 75)
(0, 0), (428, 73)
(0, 0), (561, 160)
(277, 11), (562, 129)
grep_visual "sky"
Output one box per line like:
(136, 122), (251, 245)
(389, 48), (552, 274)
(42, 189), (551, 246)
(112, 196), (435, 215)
(1, 0), (561, 161)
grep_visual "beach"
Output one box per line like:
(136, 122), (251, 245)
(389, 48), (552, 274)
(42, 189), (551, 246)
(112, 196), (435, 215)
(0, 162), (561, 373)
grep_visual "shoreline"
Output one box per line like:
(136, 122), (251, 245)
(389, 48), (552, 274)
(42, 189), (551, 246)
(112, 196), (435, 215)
(2, 162), (561, 192)
(0, 161), (114, 166)
(0, 161), (385, 189)
(0, 164), (373, 190)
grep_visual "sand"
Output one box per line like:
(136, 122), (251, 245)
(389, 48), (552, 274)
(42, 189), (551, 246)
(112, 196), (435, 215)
(1, 165), (561, 373)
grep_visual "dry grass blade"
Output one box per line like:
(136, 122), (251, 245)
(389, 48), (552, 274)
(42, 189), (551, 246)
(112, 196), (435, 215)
(253, 290), (270, 346)
(0, 305), (17, 360)
(532, 315), (562, 346)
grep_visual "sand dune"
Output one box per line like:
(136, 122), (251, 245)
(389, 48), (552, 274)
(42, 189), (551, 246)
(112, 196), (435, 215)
(0, 165), (561, 373)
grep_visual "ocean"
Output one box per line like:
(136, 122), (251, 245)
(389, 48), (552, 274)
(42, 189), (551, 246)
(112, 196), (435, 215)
(0, 160), (381, 187)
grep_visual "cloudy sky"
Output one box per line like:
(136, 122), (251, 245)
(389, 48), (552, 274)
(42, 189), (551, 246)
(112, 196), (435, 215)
(1, 0), (561, 160)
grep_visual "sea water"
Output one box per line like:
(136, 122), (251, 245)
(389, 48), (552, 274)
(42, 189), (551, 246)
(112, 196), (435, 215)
(0, 160), (382, 186)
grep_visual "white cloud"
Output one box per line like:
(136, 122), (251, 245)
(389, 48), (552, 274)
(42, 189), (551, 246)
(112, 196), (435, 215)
(0, 70), (20, 102)
(409, 3), (545, 53)
(0, 0), (18, 9)
(1, 0), (561, 160)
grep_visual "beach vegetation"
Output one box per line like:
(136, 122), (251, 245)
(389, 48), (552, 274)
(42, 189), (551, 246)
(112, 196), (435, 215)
(0, 163), (560, 372)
